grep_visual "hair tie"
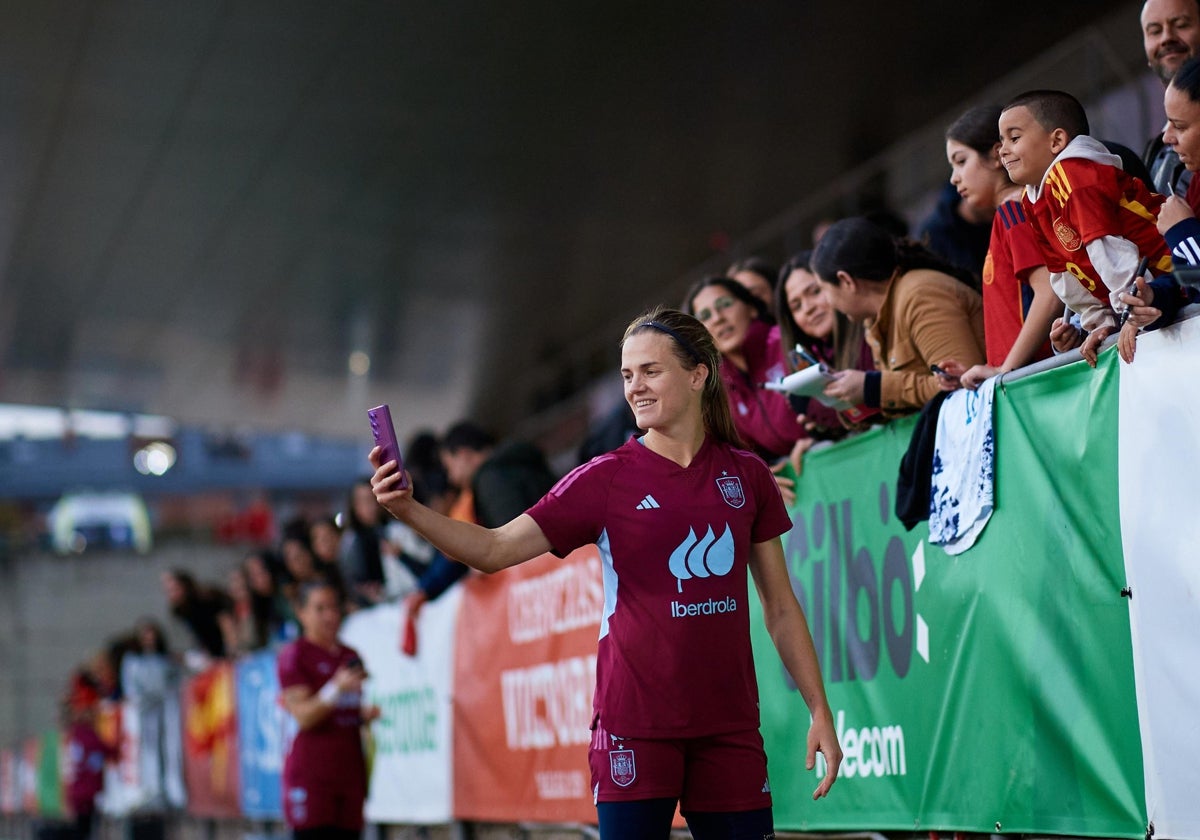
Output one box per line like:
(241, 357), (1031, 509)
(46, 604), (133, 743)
(642, 320), (703, 366)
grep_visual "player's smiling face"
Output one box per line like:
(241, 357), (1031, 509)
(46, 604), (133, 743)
(1164, 82), (1200, 170)
(621, 331), (705, 432)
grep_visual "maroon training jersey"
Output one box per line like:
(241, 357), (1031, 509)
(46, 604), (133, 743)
(526, 434), (792, 739)
(277, 637), (367, 788)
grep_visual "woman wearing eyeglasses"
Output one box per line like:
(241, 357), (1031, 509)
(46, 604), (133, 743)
(684, 278), (811, 500)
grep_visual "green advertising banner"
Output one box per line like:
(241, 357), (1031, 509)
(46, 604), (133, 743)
(754, 352), (1145, 837)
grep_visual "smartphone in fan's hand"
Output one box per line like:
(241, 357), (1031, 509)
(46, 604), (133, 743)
(368, 404), (408, 489)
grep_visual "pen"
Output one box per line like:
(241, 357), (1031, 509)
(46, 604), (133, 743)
(793, 344), (821, 368)
(1118, 256), (1150, 329)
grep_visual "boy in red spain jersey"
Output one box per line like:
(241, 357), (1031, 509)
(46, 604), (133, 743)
(998, 89), (1174, 366)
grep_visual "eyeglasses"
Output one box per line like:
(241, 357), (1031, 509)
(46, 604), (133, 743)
(694, 296), (737, 323)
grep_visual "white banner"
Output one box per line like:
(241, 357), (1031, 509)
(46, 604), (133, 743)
(1119, 312), (1200, 840)
(340, 587), (461, 825)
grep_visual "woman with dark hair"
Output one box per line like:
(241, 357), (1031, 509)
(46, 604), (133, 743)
(160, 569), (232, 660)
(369, 306), (841, 840)
(775, 250), (877, 437)
(812, 217), (986, 414)
(936, 104), (1059, 389)
(683, 277), (810, 492)
(278, 581), (380, 840)
(338, 480), (388, 605)
(1116, 56), (1200, 352)
(726, 256), (779, 312)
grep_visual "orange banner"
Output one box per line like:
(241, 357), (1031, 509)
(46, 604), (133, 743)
(181, 662), (240, 818)
(452, 547), (602, 823)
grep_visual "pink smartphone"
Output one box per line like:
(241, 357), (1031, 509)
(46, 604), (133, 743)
(368, 404), (408, 489)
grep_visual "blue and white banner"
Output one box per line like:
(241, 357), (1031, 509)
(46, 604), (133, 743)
(235, 650), (295, 820)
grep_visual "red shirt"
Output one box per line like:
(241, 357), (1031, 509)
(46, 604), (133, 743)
(527, 435), (792, 738)
(982, 200), (1051, 367)
(1023, 155), (1172, 302)
(277, 637), (366, 788)
(720, 319), (805, 459)
(66, 721), (113, 810)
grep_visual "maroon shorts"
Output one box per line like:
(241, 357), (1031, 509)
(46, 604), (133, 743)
(588, 721), (771, 812)
(283, 779), (365, 831)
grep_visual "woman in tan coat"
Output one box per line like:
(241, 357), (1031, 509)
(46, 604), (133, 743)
(813, 217), (986, 415)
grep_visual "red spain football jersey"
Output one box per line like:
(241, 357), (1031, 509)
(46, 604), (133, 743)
(526, 434), (792, 739)
(1022, 156), (1172, 302)
(982, 200), (1051, 367)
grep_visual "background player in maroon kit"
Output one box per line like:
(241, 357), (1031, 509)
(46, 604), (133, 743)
(369, 307), (841, 840)
(277, 582), (381, 840)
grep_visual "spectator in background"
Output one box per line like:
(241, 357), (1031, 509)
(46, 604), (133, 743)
(813, 217), (985, 415)
(120, 619), (185, 810)
(775, 250), (878, 437)
(936, 105), (1059, 389)
(683, 277), (811, 500)
(726, 256), (779, 313)
(339, 480), (389, 606)
(223, 563), (268, 653)
(1115, 55), (1200, 341)
(244, 548), (293, 642)
(1141, 0), (1200, 195)
(160, 569), (232, 662)
(402, 421), (556, 621)
(280, 517), (345, 612)
(916, 181), (994, 285)
(380, 433), (449, 599)
(63, 674), (116, 840)
(308, 516), (351, 606)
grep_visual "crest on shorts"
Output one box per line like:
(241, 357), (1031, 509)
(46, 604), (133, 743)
(1053, 217), (1082, 251)
(716, 474), (745, 509)
(609, 749), (636, 787)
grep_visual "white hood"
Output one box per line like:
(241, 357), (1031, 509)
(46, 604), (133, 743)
(1025, 135), (1123, 202)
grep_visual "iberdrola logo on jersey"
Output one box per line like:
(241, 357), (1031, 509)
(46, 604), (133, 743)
(668, 525), (734, 593)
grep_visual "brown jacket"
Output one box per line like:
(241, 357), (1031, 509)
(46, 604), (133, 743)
(866, 268), (985, 414)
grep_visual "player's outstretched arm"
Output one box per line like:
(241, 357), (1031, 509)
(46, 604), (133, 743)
(369, 446), (551, 573)
(749, 537), (842, 798)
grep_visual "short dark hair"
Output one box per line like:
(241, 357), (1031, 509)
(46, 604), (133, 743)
(1002, 90), (1089, 139)
(1172, 55), (1200, 103)
(441, 420), (496, 454)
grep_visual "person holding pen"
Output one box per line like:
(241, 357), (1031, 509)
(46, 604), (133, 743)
(370, 306), (841, 840)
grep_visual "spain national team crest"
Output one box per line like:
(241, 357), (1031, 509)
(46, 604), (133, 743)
(609, 749), (636, 787)
(1053, 216), (1083, 251)
(716, 474), (745, 509)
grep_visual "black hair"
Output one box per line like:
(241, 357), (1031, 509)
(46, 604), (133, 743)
(296, 579), (339, 610)
(682, 276), (770, 322)
(946, 104), (1004, 155)
(440, 420), (496, 454)
(811, 217), (977, 290)
(1171, 55), (1200, 102)
(281, 516), (312, 551)
(403, 430), (451, 504)
(1002, 89), (1089, 139)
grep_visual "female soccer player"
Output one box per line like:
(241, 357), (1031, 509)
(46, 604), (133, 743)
(277, 581), (381, 840)
(370, 306), (841, 840)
